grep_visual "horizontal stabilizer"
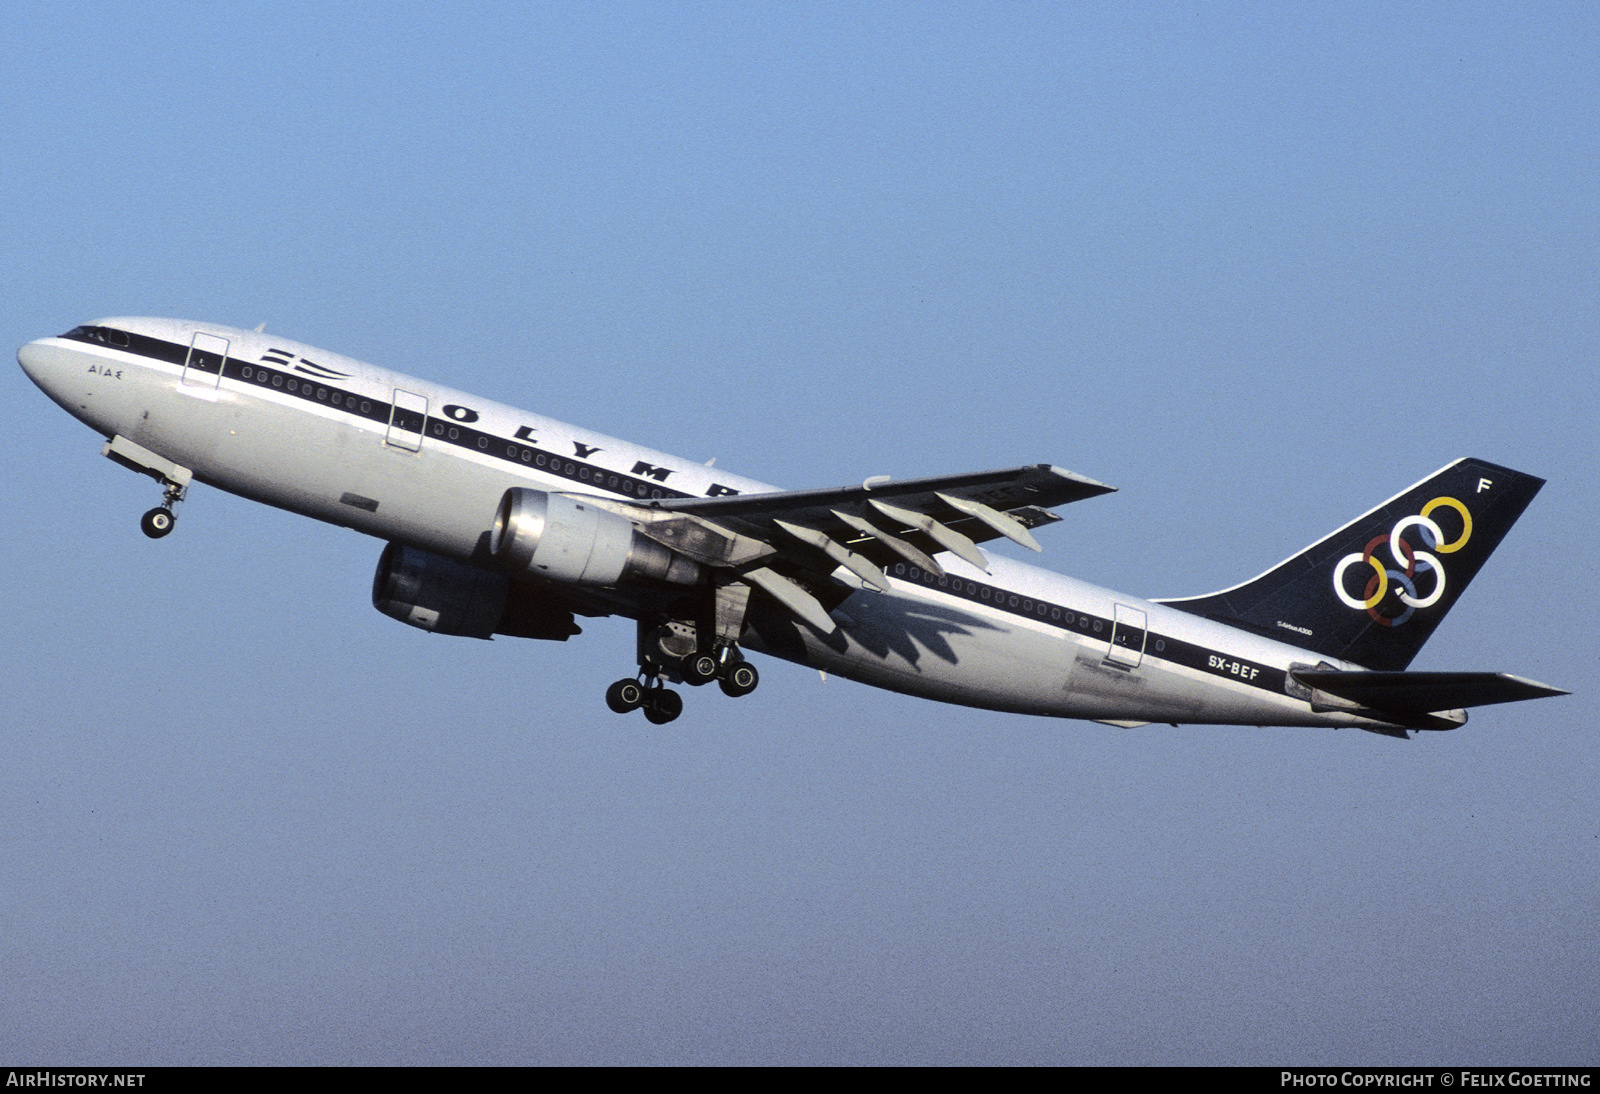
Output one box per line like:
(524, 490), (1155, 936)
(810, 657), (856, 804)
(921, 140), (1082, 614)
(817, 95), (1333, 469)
(1291, 670), (1568, 717)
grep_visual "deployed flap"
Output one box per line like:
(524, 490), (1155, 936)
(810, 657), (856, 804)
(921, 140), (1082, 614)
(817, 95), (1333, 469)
(741, 566), (837, 634)
(588, 465), (1110, 634)
(653, 465), (1111, 572)
(1291, 670), (1568, 716)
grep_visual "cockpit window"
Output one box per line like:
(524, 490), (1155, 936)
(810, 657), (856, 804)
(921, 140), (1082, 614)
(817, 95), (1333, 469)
(61, 325), (130, 347)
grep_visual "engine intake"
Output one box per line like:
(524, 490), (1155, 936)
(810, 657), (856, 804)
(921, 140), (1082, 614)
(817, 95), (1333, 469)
(491, 489), (703, 586)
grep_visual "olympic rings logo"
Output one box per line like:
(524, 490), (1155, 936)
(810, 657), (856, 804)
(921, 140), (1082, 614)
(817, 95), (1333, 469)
(1331, 497), (1473, 627)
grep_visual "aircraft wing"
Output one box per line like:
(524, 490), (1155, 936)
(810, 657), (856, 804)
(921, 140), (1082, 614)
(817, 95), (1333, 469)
(660, 463), (1111, 569)
(611, 465), (1113, 634)
(660, 464), (1111, 523)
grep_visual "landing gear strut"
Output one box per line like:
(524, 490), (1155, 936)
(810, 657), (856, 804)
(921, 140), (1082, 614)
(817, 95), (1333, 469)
(101, 436), (191, 541)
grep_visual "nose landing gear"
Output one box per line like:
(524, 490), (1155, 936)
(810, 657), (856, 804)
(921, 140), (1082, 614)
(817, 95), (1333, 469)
(102, 436), (191, 541)
(140, 506), (176, 538)
(139, 478), (186, 539)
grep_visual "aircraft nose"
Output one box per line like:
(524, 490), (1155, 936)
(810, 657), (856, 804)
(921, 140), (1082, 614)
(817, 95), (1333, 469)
(17, 339), (60, 392)
(18, 337), (80, 406)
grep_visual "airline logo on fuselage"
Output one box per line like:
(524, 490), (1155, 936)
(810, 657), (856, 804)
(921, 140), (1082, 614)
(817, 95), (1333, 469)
(1331, 497), (1473, 627)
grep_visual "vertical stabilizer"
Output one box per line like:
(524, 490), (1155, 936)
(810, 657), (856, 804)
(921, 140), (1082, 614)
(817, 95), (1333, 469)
(1159, 459), (1544, 670)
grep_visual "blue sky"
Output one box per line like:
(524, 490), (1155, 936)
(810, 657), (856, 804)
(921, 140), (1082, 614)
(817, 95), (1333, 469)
(2, 2), (1595, 1064)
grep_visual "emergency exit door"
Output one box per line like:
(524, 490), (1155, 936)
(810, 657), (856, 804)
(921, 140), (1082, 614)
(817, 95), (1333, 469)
(181, 332), (230, 388)
(386, 389), (428, 451)
(1106, 604), (1148, 669)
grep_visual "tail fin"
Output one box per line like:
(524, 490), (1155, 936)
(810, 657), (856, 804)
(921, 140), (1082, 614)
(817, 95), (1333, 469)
(1159, 459), (1545, 670)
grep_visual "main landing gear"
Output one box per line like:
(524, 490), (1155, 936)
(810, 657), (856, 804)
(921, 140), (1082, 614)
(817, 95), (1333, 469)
(605, 676), (686, 724)
(676, 649), (760, 697)
(719, 659), (759, 698)
(605, 636), (760, 724)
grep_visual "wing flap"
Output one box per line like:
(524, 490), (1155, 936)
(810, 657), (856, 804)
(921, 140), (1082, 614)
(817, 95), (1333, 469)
(601, 464), (1111, 633)
(657, 464), (1110, 555)
(741, 566), (838, 634)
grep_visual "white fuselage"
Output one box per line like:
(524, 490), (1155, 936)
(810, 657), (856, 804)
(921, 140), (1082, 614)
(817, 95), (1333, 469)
(20, 317), (1388, 730)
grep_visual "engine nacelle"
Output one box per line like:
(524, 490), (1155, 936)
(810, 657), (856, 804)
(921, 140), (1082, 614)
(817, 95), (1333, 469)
(372, 542), (580, 640)
(491, 488), (703, 586)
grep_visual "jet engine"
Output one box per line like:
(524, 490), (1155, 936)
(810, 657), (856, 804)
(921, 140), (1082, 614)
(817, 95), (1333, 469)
(491, 488), (703, 586)
(372, 542), (580, 640)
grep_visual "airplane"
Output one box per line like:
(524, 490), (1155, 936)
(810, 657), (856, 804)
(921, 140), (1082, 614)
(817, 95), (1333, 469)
(18, 317), (1567, 736)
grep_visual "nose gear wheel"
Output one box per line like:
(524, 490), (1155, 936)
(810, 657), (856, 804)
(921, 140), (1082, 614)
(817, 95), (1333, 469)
(140, 477), (187, 539)
(140, 507), (176, 539)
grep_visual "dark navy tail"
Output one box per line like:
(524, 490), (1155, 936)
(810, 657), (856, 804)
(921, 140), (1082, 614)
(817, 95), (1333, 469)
(1159, 459), (1545, 670)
